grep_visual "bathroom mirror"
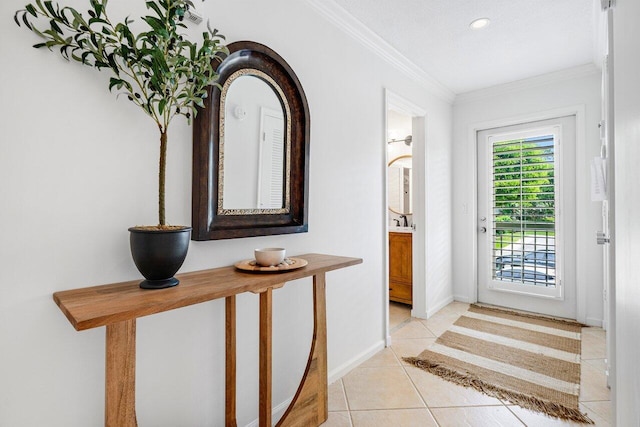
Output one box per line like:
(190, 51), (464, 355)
(388, 155), (412, 215)
(192, 41), (310, 240)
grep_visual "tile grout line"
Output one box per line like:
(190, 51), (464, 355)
(336, 378), (353, 426)
(389, 316), (413, 334)
(503, 404), (528, 426)
(390, 327), (443, 427)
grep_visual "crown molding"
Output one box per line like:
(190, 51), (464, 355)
(305, 0), (455, 104)
(454, 63), (601, 105)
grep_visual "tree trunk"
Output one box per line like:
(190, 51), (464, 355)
(159, 130), (167, 227)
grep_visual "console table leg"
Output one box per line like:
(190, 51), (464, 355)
(277, 272), (328, 427)
(105, 319), (137, 427)
(259, 288), (273, 427)
(225, 296), (237, 427)
(314, 273), (329, 422)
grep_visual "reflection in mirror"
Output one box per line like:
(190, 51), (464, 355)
(388, 155), (412, 215)
(220, 71), (290, 213)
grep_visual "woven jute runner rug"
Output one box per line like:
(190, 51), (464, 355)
(404, 304), (593, 424)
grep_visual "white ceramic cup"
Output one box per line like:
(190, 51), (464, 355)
(254, 248), (286, 266)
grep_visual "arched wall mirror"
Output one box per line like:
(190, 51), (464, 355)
(388, 155), (412, 215)
(192, 41), (310, 240)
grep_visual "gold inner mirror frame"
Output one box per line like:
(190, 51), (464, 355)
(388, 154), (412, 216)
(217, 69), (292, 216)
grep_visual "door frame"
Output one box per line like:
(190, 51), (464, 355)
(384, 89), (427, 345)
(466, 105), (587, 323)
(601, 5), (616, 393)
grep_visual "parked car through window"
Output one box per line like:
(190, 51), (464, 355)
(495, 250), (555, 270)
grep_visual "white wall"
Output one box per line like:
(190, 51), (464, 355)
(0, 0), (453, 425)
(612, 0), (640, 424)
(452, 67), (604, 325)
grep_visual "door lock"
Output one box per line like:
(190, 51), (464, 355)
(479, 217), (487, 233)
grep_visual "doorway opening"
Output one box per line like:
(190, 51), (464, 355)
(385, 90), (427, 345)
(387, 108), (413, 332)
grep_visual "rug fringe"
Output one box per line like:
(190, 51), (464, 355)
(404, 356), (594, 424)
(470, 303), (586, 327)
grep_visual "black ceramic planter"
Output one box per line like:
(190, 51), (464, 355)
(129, 226), (192, 289)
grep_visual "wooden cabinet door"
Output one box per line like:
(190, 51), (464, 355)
(389, 232), (412, 305)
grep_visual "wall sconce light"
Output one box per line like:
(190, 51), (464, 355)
(233, 105), (247, 120)
(388, 135), (412, 146)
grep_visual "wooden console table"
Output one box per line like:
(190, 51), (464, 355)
(53, 253), (362, 427)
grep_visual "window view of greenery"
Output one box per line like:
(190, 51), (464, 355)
(492, 135), (556, 287)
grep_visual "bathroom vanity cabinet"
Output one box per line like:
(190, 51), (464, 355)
(389, 232), (412, 305)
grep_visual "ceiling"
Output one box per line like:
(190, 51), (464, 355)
(331, 0), (597, 94)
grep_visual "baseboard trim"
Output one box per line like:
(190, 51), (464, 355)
(245, 397), (293, 427)
(427, 295), (454, 318)
(328, 339), (386, 384)
(585, 317), (603, 327)
(453, 294), (472, 303)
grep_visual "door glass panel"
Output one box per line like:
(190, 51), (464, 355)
(492, 135), (556, 288)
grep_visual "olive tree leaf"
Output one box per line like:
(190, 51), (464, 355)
(145, 1), (163, 18)
(15, 0), (228, 226)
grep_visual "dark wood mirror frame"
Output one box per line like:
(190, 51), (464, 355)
(192, 41), (310, 240)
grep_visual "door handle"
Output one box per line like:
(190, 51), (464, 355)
(479, 226), (487, 233)
(597, 231), (610, 245)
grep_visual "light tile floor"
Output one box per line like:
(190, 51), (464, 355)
(323, 301), (611, 427)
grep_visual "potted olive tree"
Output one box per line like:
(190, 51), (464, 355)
(15, 0), (227, 288)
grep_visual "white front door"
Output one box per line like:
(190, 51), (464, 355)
(477, 116), (577, 319)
